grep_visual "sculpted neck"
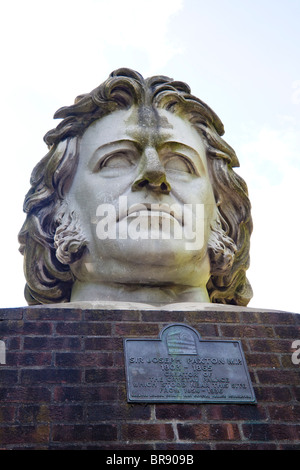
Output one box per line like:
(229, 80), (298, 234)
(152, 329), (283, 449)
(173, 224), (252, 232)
(70, 281), (210, 305)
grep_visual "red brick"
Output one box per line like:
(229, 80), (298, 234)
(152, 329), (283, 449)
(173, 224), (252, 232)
(0, 386), (51, 403)
(84, 337), (123, 351)
(242, 311), (295, 325)
(281, 355), (300, 368)
(55, 322), (111, 336)
(292, 386), (300, 401)
(141, 311), (185, 322)
(17, 404), (84, 424)
(0, 321), (52, 336)
(0, 425), (50, 445)
(122, 423), (174, 441)
(52, 424), (117, 442)
(268, 404), (300, 421)
(248, 339), (292, 353)
(156, 443), (211, 450)
(23, 336), (81, 350)
(220, 325), (274, 338)
(0, 308), (24, 320)
(84, 309), (139, 321)
(16, 352), (52, 366)
(255, 386), (292, 402)
(177, 423), (240, 441)
(278, 444), (300, 450)
(187, 323), (218, 337)
(115, 323), (159, 337)
(0, 369), (18, 384)
(113, 351), (125, 368)
(18, 404), (51, 423)
(53, 385), (117, 402)
(256, 369), (300, 385)
(186, 311), (240, 324)
(21, 368), (81, 384)
(86, 403), (151, 421)
(24, 323), (53, 335)
(242, 423), (298, 441)
(274, 325), (300, 339)
(84, 368), (124, 384)
(0, 405), (16, 423)
(245, 352), (281, 368)
(48, 404), (84, 423)
(25, 308), (82, 321)
(85, 443), (154, 450)
(155, 404), (202, 420)
(55, 352), (113, 367)
(5, 336), (21, 350)
(215, 443), (277, 450)
(206, 404), (267, 421)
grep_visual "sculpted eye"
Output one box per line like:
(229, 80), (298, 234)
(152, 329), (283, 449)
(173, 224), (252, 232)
(95, 151), (136, 175)
(164, 155), (196, 174)
(102, 152), (133, 168)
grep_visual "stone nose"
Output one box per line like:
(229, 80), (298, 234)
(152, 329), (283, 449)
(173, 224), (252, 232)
(131, 170), (171, 194)
(131, 147), (171, 194)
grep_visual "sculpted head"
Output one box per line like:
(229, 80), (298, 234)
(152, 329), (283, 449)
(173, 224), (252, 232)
(18, 68), (253, 306)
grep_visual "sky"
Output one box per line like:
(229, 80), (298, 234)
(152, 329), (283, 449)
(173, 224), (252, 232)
(1, 0), (299, 313)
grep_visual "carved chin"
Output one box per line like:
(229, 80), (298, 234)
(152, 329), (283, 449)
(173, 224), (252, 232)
(54, 207), (236, 278)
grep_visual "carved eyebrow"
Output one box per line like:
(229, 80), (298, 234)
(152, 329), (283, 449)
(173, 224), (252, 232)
(96, 139), (140, 153)
(88, 139), (140, 170)
(158, 141), (206, 175)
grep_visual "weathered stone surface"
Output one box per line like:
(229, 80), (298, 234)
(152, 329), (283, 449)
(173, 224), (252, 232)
(18, 68), (252, 308)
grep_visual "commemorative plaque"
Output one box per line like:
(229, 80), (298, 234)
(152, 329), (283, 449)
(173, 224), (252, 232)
(124, 324), (256, 404)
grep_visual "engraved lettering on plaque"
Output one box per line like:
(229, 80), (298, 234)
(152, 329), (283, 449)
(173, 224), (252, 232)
(124, 324), (256, 404)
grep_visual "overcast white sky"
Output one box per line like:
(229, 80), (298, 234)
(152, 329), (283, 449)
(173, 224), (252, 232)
(1, 0), (299, 313)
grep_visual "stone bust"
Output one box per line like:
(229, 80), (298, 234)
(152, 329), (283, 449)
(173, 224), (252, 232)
(18, 68), (252, 307)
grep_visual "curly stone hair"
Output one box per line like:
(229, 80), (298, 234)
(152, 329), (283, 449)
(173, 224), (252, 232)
(18, 68), (253, 306)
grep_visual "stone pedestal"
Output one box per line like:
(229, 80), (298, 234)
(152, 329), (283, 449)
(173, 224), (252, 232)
(0, 305), (300, 450)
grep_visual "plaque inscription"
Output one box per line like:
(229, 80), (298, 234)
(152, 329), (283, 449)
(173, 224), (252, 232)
(124, 324), (256, 404)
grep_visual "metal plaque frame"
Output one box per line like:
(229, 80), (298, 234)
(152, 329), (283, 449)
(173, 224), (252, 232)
(124, 323), (256, 404)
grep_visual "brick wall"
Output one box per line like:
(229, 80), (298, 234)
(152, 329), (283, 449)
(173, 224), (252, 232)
(0, 306), (300, 450)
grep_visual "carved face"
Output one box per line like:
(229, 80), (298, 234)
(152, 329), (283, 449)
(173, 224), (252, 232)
(66, 106), (217, 287)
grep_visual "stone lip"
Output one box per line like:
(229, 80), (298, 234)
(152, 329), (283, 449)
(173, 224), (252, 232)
(27, 300), (299, 314)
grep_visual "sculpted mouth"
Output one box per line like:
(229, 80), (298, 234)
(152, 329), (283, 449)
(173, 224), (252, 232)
(119, 203), (183, 225)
